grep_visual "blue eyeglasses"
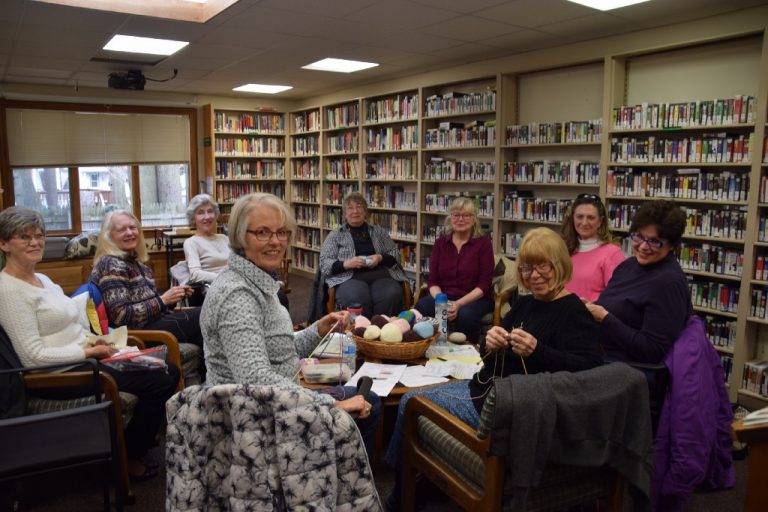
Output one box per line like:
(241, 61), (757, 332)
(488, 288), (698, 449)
(629, 232), (666, 250)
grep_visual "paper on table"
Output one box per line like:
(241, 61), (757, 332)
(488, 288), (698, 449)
(425, 343), (480, 358)
(398, 365), (449, 388)
(423, 360), (480, 380)
(346, 362), (407, 397)
(743, 406), (768, 426)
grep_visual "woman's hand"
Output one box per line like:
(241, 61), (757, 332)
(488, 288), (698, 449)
(366, 254), (382, 268)
(508, 328), (538, 358)
(335, 395), (372, 419)
(84, 343), (118, 359)
(317, 311), (349, 337)
(161, 285), (192, 306)
(484, 326), (510, 353)
(343, 256), (367, 270)
(447, 301), (461, 321)
(584, 301), (609, 322)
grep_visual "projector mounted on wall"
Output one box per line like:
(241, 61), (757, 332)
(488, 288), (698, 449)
(108, 70), (146, 90)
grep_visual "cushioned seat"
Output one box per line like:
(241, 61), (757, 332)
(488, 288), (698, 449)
(177, 342), (202, 386)
(27, 392), (138, 426)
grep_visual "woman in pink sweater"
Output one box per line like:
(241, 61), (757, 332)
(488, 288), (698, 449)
(562, 193), (625, 302)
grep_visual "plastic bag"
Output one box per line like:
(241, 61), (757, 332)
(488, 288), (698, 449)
(100, 345), (168, 372)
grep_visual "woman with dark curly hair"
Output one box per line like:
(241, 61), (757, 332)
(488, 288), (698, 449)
(585, 200), (692, 363)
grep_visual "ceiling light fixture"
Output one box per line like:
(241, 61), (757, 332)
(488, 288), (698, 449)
(103, 35), (189, 56)
(233, 84), (293, 94)
(33, 0), (237, 23)
(566, 0), (651, 11)
(302, 58), (379, 73)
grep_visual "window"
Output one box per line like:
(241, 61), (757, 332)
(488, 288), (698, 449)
(13, 168), (72, 231)
(138, 164), (189, 228)
(78, 166), (132, 231)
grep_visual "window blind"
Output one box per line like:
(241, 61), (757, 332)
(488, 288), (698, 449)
(6, 109), (190, 166)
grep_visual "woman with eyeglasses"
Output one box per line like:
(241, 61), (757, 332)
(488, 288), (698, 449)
(0, 206), (179, 481)
(414, 197), (494, 342)
(585, 200), (692, 363)
(91, 210), (204, 351)
(561, 193), (625, 301)
(318, 191), (408, 317)
(201, 193), (380, 457)
(183, 194), (229, 284)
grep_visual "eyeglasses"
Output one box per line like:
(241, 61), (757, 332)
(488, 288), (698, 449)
(246, 228), (291, 241)
(12, 232), (45, 245)
(519, 262), (554, 277)
(576, 193), (602, 203)
(629, 232), (666, 250)
(450, 212), (474, 220)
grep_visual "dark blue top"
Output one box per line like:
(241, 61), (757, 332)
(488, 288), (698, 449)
(596, 252), (692, 364)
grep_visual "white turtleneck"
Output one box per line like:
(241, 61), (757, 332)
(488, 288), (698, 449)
(577, 237), (600, 253)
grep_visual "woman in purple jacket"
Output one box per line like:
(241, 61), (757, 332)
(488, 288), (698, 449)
(414, 197), (494, 342)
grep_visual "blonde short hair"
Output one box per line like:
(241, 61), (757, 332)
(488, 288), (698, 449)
(517, 227), (572, 292)
(94, 210), (149, 264)
(443, 197), (483, 238)
(228, 193), (296, 252)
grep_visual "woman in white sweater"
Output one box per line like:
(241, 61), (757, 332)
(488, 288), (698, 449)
(183, 194), (229, 284)
(0, 206), (179, 481)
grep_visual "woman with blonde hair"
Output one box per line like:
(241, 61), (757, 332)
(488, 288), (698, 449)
(414, 196), (494, 342)
(91, 209), (203, 350)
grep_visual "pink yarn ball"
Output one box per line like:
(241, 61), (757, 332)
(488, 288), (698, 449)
(354, 315), (371, 329)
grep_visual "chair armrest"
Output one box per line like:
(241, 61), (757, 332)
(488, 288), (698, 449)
(405, 395), (491, 454)
(327, 286), (336, 314)
(414, 284), (429, 304)
(127, 336), (145, 349)
(127, 330), (183, 391)
(403, 281), (413, 309)
(492, 286), (517, 327)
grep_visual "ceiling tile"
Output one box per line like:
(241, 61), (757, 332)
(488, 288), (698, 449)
(538, 13), (634, 41)
(476, 0), (592, 28)
(410, 0), (514, 15)
(344, 0), (458, 31)
(373, 31), (466, 54)
(480, 29), (567, 52)
(112, 17), (212, 42)
(259, 0), (377, 18)
(24, 1), (125, 31)
(421, 15), (524, 42)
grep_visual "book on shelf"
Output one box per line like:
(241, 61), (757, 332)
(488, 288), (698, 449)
(438, 121), (464, 131)
(442, 91), (468, 99)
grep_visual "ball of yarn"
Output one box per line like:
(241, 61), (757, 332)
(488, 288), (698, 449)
(380, 323), (403, 342)
(409, 308), (423, 321)
(363, 325), (381, 340)
(354, 315), (371, 329)
(413, 321), (434, 339)
(370, 315), (389, 328)
(392, 318), (411, 333)
(402, 330), (422, 343)
(352, 326), (367, 337)
(398, 310), (415, 325)
(448, 332), (468, 344)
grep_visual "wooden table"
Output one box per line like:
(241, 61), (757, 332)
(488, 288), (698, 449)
(733, 418), (768, 512)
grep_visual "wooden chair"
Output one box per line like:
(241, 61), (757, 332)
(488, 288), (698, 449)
(326, 280), (413, 313)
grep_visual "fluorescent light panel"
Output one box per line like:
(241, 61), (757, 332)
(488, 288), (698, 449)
(302, 58), (379, 73)
(567, 0), (651, 11)
(233, 84), (293, 94)
(32, 0), (238, 23)
(104, 35), (188, 56)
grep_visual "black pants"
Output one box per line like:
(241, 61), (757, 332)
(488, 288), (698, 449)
(138, 307), (205, 381)
(35, 362), (180, 456)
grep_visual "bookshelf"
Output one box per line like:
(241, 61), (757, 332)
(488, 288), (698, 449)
(604, 37), (765, 403)
(202, 105), (287, 222)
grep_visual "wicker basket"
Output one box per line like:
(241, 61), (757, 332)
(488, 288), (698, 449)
(352, 332), (438, 361)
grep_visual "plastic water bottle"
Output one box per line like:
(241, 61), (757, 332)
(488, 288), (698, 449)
(435, 293), (449, 344)
(342, 334), (357, 376)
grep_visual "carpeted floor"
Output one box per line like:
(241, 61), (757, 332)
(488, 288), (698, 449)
(9, 273), (749, 511)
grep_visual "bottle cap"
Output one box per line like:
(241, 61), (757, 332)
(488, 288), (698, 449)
(436, 292), (448, 303)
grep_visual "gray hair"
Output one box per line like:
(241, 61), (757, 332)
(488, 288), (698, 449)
(186, 194), (220, 226)
(443, 197), (483, 238)
(342, 192), (367, 216)
(0, 206), (46, 241)
(228, 193), (296, 252)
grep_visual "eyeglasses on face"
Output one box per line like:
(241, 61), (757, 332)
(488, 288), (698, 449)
(246, 228), (291, 242)
(12, 232), (45, 245)
(629, 232), (666, 250)
(519, 262), (554, 277)
(450, 212), (474, 220)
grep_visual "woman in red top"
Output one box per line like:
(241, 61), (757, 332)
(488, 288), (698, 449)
(414, 197), (494, 342)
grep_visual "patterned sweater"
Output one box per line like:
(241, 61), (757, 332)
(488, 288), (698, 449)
(201, 252), (335, 407)
(91, 255), (166, 328)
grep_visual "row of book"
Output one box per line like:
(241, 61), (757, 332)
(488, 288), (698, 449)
(505, 120), (602, 145)
(750, 287), (768, 319)
(688, 279), (739, 314)
(294, 226), (321, 250)
(702, 315), (737, 350)
(215, 182), (285, 203)
(742, 360), (768, 397)
(290, 183), (318, 203)
(292, 248), (319, 273)
(292, 110), (320, 133)
(501, 196), (572, 224)
(682, 206), (747, 240)
(325, 158), (360, 180)
(365, 94), (419, 124)
(424, 121), (497, 149)
(215, 159), (285, 180)
(326, 131), (359, 153)
(214, 137), (285, 157)
(365, 156), (416, 180)
(365, 125), (418, 151)
(397, 243), (418, 272)
(610, 133), (753, 164)
(758, 176), (768, 203)
(292, 159), (320, 179)
(293, 205), (319, 227)
(424, 158), (495, 182)
(754, 255), (768, 280)
(365, 185), (417, 210)
(424, 90), (496, 117)
(611, 95), (755, 130)
(721, 355), (733, 384)
(421, 225), (448, 243)
(215, 111), (285, 134)
(325, 103), (359, 130)
(325, 183), (358, 205)
(291, 134), (319, 156)
(423, 193), (495, 217)
(606, 169), (749, 202)
(502, 232), (523, 257)
(367, 211), (418, 241)
(502, 160), (600, 185)
(755, 217), (768, 242)
(679, 243), (743, 277)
